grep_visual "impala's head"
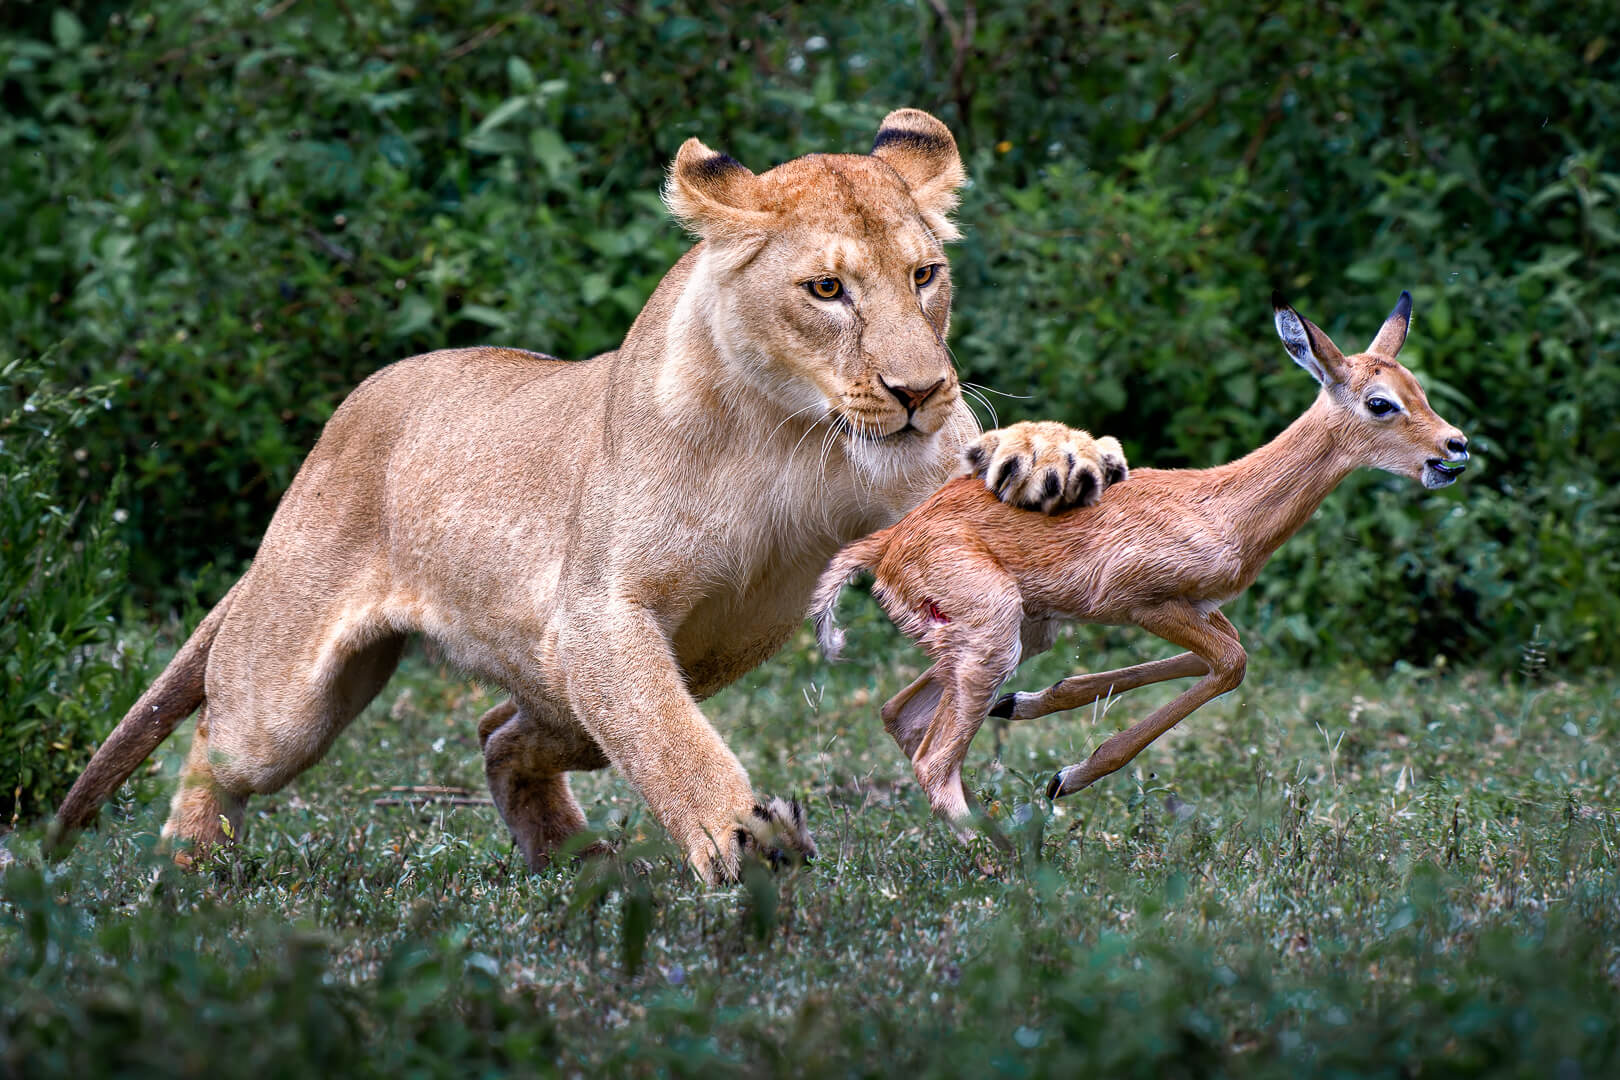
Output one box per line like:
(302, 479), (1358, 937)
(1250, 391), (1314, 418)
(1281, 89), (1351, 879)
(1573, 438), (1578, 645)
(1272, 291), (1469, 489)
(663, 109), (965, 467)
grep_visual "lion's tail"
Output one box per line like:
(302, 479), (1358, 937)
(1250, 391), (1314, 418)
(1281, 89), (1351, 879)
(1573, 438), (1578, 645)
(53, 581), (241, 835)
(809, 531), (890, 662)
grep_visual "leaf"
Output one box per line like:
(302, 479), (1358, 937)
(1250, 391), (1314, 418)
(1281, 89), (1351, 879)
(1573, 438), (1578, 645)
(458, 304), (513, 332)
(658, 16), (703, 43)
(530, 128), (575, 182)
(390, 294), (435, 338)
(507, 56), (536, 92)
(621, 882), (652, 977)
(474, 97), (531, 137)
(52, 9), (85, 51)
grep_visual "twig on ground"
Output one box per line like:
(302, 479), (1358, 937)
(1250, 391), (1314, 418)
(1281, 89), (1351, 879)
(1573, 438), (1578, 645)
(373, 795), (494, 808)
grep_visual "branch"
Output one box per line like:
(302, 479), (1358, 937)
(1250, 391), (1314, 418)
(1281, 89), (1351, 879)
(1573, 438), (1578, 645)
(443, 2), (540, 63)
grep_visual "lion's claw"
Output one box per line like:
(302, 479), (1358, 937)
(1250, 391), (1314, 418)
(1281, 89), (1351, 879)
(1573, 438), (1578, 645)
(727, 797), (816, 878)
(962, 422), (1129, 514)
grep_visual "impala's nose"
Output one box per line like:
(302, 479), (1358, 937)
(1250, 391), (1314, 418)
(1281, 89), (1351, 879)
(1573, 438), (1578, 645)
(882, 377), (946, 416)
(1446, 435), (1469, 457)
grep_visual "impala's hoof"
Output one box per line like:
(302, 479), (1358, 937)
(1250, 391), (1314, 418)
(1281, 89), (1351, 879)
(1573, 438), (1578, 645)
(989, 693), (1017, 719)
(1048, 766), (1093, 800)
(1046, 769), (1065, 800)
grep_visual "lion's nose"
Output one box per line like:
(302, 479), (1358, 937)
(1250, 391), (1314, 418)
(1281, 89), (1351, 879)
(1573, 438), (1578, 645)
(881, 377), (946, 415)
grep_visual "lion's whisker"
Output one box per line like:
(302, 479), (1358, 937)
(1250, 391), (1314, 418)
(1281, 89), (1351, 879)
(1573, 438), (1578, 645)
(766, 400), (830, 447)
(791, 409), (835, 460)
(959, 384), (999, 430)
(963, 380), (1032, 402)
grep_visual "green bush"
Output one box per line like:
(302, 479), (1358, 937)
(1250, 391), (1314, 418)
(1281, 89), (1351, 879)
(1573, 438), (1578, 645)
(0, 864), (553, 1077)
(5, 850), (1617, 1077)
(0, 355), (145, 825)
(1, 0), (1615, 668)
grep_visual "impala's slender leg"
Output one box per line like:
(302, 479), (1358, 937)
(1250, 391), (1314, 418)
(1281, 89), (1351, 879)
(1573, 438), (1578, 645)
(989, 652), (1210, 722)
(1047, 605), (1246, 799)
(991, 610), (1240, 722)
(910, 640), (1021, 825)
(902, 569), (1024, 829)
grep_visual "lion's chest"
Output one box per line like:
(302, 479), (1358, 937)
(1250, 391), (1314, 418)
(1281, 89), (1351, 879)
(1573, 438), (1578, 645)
(667, 536), (836, 700)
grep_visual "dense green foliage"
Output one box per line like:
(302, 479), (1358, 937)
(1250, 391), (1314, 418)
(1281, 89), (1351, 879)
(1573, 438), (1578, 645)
(0, 357), (146, 824)
(2, 0), (1615, 670)
(4, 5), (1615, 1072)
(3, 641), (1616, 1076)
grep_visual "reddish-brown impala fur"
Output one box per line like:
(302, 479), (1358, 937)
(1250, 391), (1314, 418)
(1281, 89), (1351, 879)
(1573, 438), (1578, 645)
(809, 292), (1470, 831)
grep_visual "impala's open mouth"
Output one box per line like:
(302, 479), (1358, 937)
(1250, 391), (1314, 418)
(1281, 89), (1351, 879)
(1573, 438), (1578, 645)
(1425, 458), (1467, 487)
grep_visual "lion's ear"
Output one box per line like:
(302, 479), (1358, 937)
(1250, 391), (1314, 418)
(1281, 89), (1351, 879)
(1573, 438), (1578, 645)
(664, 138), (773, 242)
(870, 108), (964, 239)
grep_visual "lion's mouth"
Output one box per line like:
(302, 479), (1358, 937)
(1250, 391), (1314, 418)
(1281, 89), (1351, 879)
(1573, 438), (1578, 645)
(853, 421), (919, 443)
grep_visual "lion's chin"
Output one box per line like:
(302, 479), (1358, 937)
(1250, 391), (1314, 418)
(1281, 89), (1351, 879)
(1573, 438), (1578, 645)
(843, 425), (946, 487)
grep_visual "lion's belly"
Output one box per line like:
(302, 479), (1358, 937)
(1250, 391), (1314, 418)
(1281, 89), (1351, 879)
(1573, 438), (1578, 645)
(679, 628), (801, 701)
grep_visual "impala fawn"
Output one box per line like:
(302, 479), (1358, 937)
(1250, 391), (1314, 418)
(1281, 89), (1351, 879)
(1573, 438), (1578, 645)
(809, 291), (1469, 830)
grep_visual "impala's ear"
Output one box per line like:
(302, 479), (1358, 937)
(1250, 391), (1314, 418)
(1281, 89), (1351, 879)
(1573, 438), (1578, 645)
(1272, 292), (1350, 387)
(663, 138), (774, 242)
(1366, 290), (1413, 358)
(870, 108), (965, 240)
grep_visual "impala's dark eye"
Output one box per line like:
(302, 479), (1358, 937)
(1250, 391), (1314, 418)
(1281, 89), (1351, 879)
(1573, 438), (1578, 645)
(807, 277), (844, 300)
(1366, 396), (1398, 416)
(913, 264), (937, 287)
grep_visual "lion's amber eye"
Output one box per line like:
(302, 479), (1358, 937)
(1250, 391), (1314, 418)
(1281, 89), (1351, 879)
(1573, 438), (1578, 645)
(913, 265), (936, 287)
(807, 277), (844, 300)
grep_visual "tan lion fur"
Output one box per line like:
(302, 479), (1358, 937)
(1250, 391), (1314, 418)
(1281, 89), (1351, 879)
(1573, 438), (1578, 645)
(55, 108), (1124, 882)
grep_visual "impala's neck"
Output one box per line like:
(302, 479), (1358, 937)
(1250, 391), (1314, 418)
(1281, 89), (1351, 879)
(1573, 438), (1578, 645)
(1206, 393), (1361, 563)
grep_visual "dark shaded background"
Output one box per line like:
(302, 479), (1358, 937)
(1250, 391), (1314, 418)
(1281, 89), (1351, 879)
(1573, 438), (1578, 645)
(4, 0), (1617, 670)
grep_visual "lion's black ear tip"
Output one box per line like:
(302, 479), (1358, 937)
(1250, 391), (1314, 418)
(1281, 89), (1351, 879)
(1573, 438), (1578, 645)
(1270, 289), (1290, 312)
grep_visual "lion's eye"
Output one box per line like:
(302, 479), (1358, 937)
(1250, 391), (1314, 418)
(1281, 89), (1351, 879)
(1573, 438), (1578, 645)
(807, 277), (844, 300)
(913, 265), (937, 288)
(1366, 396), (1398, 416)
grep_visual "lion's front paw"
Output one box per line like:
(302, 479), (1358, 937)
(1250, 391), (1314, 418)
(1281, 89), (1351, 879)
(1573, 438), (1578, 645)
(726, 797), (816, 879)
(962, 421), (1129, 513)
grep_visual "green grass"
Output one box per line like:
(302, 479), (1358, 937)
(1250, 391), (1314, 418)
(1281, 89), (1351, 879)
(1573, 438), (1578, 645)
(4, 605), (1618, 1076)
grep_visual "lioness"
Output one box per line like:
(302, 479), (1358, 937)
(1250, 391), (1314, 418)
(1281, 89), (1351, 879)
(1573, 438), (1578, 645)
(56, 109), (1126, 881)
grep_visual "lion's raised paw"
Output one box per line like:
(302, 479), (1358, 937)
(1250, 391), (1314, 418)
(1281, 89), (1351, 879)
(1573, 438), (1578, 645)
(962, 421), (1129, 513)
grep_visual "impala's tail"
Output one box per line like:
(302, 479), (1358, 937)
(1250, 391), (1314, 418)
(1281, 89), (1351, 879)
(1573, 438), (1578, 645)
(53, 581), (241, 836)
(809, 532), (890, 661)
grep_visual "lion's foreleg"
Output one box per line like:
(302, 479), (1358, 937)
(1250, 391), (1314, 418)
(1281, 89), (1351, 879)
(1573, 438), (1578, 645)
(558, 600), (815, 883)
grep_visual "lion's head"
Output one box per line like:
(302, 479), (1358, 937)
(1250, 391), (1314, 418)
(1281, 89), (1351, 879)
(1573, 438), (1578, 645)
(663, 108), (968, 475)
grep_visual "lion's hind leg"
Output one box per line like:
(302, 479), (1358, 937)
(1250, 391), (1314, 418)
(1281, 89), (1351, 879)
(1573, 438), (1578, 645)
(479, 697), (610, 870)
(161, 702), (243, 863)
(160, 608), (406, 863)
